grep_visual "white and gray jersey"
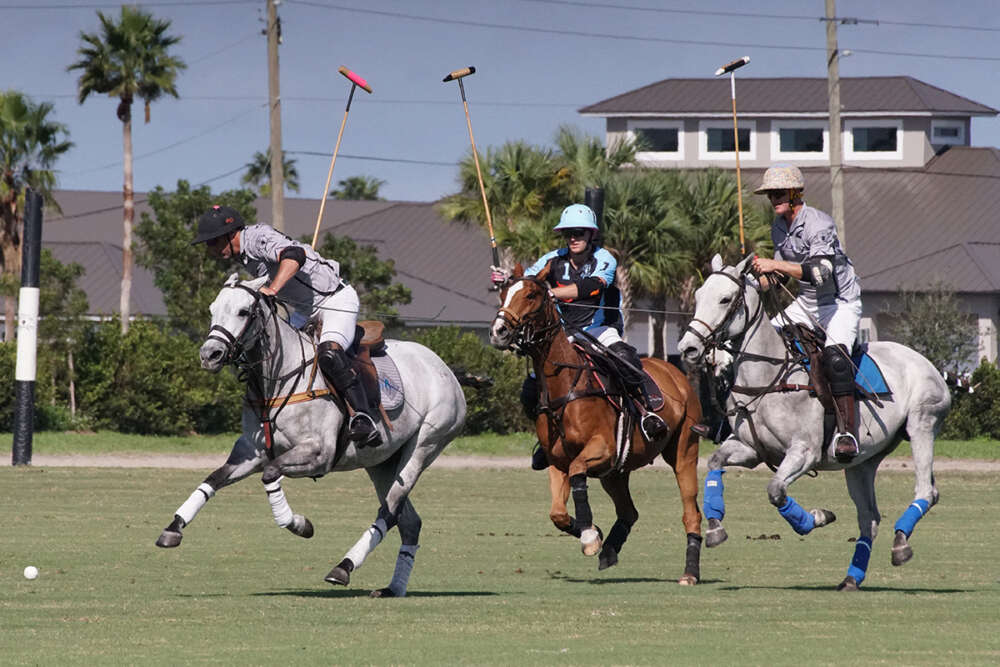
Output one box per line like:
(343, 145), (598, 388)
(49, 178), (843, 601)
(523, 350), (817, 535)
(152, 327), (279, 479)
(238, 224), (344, 316)
(771, 204), (861, 310)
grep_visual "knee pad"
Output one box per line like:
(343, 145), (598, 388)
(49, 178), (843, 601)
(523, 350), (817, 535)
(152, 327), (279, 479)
(822, 345), (854, 396)
(520, 374), (539, 419)
(318, 342), (354, 386)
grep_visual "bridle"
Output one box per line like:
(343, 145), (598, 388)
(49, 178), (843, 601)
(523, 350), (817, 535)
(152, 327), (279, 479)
(494, 277), (564, 355)
(205, 284), (275, 368)
(683, 269), (763, 354)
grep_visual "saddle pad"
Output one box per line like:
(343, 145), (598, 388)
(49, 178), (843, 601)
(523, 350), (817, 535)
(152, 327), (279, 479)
(372, 350), (404, 411)
(853, 346), (891, 397)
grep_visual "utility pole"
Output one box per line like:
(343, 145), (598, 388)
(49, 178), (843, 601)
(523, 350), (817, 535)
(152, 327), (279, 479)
(266, 0), (285, 231)
(825, 0), (845, 248)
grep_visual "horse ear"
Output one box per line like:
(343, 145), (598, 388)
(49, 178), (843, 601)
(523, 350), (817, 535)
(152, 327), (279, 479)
(244, 276), (268, 291)
(736, 253), (755, 275)
(533, 260), (551, 283)
(710, 254), (724, 273)
(224, 272), (241, 287)
(512, 263), (524, 279)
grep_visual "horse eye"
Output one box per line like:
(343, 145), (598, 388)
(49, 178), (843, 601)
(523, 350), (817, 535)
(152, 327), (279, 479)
(720, 297), (733, 305)
(238, 308), (250, 317)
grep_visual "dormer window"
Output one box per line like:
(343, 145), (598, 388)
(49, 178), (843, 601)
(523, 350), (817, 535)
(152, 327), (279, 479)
(845, 119), (903, 160)
(627, 120), (684, 163)
(931, 119), (965, 145)
(771, 120), (828, 160)
(698, 120), (756, 160)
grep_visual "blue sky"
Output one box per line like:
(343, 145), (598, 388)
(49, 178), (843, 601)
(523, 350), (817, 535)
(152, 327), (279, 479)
(3, 0), (999, 204)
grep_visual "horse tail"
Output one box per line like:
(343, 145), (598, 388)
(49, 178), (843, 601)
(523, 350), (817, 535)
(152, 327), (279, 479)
(450, 366), (494, 390)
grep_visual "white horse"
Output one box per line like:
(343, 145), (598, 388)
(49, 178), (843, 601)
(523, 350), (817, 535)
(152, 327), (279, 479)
(155, 275), (467, 597)
(677, 255), (951, 590)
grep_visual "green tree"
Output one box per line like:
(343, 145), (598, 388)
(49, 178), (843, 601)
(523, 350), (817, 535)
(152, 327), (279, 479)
(241, 148), (300, 196)
(331, 175), (385, 200)
(883, 282), (978, 376)
(311, 233), (411, 323)
(68, 5), (185, 335)
(39, 250), (90, 418)
(0, 91), (73, 341)
(134, 181), (256, 339)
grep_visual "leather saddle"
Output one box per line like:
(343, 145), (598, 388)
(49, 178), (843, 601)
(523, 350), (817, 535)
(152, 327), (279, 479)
(345, 320), (387, 411)
(578, 344), (664, 414)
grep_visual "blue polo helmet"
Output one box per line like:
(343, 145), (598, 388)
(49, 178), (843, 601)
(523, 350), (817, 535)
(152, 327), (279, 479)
(553, 204), (599, 231)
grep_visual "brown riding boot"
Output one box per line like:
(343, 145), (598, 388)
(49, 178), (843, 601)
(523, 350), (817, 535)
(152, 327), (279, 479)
(833, 392), (859, 462)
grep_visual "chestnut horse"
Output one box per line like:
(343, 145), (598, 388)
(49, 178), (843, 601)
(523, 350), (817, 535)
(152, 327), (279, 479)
(490, 269), (704, 584)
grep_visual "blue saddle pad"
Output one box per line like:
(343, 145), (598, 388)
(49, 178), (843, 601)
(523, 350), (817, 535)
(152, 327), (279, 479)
(792, 342), (891, 397)
(853, 345), (891, 397)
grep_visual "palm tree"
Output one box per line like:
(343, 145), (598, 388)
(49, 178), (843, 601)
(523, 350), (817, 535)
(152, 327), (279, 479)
(241, 149), (300, 197)
(330, 175), (385, 200)
(68, 6), (185, 334)
(0, 91), (73, 341)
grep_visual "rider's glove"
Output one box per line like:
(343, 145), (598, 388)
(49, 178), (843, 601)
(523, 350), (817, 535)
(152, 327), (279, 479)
(490, 265), (510, 284)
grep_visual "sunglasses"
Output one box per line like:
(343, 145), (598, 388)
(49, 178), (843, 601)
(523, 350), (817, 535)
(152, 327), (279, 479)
(561, 229), (591, 239)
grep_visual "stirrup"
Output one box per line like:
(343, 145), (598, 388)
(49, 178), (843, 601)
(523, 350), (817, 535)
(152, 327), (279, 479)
(640, 413), (669, 441)
(348, 413), (381, 447)
(690, 423), (713, 439)
(833, 432), (859, 461)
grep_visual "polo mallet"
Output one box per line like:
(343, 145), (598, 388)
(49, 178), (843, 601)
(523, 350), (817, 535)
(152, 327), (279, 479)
(443, 66), (500, 273)
(311, 66), (373, 248)
(715, 56), (750, 254)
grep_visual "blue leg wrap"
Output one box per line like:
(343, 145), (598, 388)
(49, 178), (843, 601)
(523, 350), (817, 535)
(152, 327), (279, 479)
(703, 470), (726, 521)
(777, 496), (815, 535)
(893, 498), (930, 537)
(846, 536), (873, 584)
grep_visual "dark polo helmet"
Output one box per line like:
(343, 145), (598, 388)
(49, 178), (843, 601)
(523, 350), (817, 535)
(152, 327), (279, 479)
(191, 205), (246, 245)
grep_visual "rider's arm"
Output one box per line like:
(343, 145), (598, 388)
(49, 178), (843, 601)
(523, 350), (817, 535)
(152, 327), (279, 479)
(260, 247), (305, 296)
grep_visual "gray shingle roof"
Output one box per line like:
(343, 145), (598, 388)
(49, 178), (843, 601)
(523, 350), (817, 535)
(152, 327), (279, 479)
(580, 76), (998, 116)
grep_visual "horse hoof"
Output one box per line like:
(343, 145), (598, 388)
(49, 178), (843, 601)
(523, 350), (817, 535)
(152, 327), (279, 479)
(836, 575), (859, 591)
(580, 526), (603, 557)
(598, 547), (618, 571)
(678, 573), (698, 586)
(155, 530), (182, 548)
(705, 519), (728, 548)
(287, 514), (314, 539)
(370, 587), (400, 598)
(891, 530), (913, 566)
(810, 508), (837, 528)
(324, 558), (354, 586)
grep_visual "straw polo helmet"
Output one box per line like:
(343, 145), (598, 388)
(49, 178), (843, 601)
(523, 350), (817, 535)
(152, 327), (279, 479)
(754, 164), (805, 194)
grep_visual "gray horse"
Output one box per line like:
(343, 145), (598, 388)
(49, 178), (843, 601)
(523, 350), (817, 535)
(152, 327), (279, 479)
(677, 255), (951, 590)
(156, 275), (467, 597)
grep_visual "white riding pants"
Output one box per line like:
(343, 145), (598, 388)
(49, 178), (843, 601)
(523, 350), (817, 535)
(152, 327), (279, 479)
(316, 284), (360, 349)
(772, 297), (863, 350)
(567, 325), (623, 347)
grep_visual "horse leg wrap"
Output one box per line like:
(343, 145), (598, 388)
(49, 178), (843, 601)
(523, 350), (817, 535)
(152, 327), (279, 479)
(263, 477), (294, 528)
(703, 470), (726, 521)
(344, 517), (389, 570)
(777, 496), (816, 535)
(685, 533), (703, 582)
(893, 499), (930, 537)
(387, 544), (419, 597)
(570, 475), (593, 529)
(846, 536), (873, 585)
(604, 520), (633, 555)
(176, 483), (215, 526)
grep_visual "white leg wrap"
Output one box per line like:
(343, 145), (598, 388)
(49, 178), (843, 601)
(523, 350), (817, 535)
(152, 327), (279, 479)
(344, 517), (388, 570)
(176, 483), (215, 526)
(264, 477), (293, 528)
(388, 545), (419, 597)
(580, 527), (600, 547)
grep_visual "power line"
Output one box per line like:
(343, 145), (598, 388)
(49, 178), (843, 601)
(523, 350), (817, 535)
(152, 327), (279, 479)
(0, 1), (255, 8)
(288, 150), (458, 166)
(66, 105), (263, 175)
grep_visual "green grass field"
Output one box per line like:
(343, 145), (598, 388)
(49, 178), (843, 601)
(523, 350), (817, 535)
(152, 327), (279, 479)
(3, 460), (999, 665)
(6, 430), (1000, 459)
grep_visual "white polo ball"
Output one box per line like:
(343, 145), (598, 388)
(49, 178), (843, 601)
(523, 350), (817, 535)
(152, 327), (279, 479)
(23, 566), (38, 580)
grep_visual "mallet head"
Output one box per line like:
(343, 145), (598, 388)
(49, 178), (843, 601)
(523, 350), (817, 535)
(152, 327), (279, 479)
(715, 56), (750, 76)
(442, 66), (476, 83)
(338, 66), (373, 93)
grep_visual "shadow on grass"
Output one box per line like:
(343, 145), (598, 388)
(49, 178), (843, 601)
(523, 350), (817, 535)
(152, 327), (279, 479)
(248, 589), (502, 599)
(717, 584), (974, 594)
(545, 571), (680, 585)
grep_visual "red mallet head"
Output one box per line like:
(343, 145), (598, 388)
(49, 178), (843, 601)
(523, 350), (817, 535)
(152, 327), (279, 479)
(338, 66), (373, 93)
